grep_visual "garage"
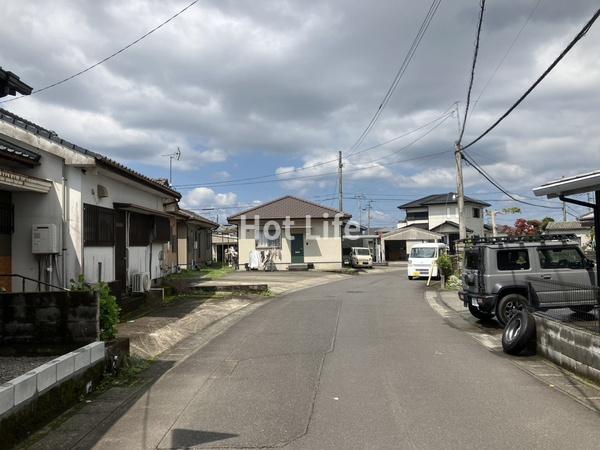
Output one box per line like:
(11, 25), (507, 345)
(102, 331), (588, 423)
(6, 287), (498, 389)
(381, 226), (443, 261)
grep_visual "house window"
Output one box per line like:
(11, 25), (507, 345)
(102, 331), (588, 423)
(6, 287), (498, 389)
(84, 204), (115, 246)
(472, 207), (481, 218)
(129, 212), (153, 246)
(153, 216), (170, 242)
(255, 226), (281, 248)
(406, 211), (428, 221)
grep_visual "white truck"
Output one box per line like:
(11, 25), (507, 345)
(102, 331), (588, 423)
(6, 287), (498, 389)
(349, 247), (373, 268)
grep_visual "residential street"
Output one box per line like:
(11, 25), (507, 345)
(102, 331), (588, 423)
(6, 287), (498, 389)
(35, 271), (600, 449)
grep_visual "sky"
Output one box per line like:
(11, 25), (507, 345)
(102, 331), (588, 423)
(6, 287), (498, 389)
(1, 0), (599, 227)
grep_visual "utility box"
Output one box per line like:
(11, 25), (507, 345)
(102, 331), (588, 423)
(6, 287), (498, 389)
(32, 224), (59, 254)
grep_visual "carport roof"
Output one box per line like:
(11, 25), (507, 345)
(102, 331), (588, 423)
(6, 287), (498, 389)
(533, 171), (600, 198)
(382, 226), (443, 241)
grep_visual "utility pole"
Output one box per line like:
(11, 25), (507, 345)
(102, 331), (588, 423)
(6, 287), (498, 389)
(454, 103), (466, 240)
(489, 209), (497, 237)
(562, 201), (567, 222)
(338, 151), (343, 212)
(366, 200), (373, 236)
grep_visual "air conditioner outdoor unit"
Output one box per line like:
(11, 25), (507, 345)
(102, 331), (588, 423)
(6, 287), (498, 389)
(131, 272), (151, 293)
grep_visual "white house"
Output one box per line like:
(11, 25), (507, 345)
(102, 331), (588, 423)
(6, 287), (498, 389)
(227, 196), (351, 270)
(389, 193), (490, 258)
(0, 108), (207, 294)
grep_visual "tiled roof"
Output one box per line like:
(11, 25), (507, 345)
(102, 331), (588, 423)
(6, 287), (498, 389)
(0, 137), (41, 164)
(398, 193), (490, 209)
(178, 208), (219, 227)
(228, 195), (351, 221)
(0, 108), (180, 199)
(545, 221), (588, 231)
(430, 220), (473, 233)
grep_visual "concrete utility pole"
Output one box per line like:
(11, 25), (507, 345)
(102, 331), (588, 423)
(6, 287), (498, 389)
(454, 103), (467, 240)
(366, 200), (373, 236)
(562, 201), (567, 222)
(489, 209), (497, 237)
(338, 150), (344, 212)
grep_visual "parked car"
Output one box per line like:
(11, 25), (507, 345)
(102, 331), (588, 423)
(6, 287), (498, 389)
(349, 247), (373, 268)
(407, 243), (448, 280)
(458, 235), (597, 326)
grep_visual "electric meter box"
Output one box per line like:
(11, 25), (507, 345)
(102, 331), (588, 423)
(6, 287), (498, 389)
(32, 224), (59, 254)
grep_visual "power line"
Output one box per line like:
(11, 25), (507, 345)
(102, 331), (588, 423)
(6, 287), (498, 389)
(462, 7), (600, 151)
(458, 0), (486, 145)
(462, 152), (561, 209)
(176, 149), (452, 191)
(0, 0), (201, 104)
(346, 0), (443, 155)
(471, 0), (542, 113)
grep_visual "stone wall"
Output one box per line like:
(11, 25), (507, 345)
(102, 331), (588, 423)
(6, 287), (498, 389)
(0, 291), (99, 346)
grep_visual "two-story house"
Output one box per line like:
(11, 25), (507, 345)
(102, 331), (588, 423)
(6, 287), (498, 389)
(382, 193), (490, 259)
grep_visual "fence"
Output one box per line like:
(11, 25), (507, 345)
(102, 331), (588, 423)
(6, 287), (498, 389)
(526, 276), (600, 334)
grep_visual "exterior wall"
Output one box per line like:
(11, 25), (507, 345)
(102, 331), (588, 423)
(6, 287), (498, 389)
(128, 244), (163, 281)
(83, 247), (114, 283)
(177, 222), (188, 268)
(406, 203), (485, 236)
(235, 219), (343, 270)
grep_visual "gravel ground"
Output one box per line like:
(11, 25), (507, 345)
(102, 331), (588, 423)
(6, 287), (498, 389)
(0, 356), (57, 384)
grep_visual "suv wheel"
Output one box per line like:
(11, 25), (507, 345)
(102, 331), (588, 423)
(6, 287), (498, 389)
(496, 293), (528, 327)
(468, 303), (494, 321)
(569, 305), (595, 314)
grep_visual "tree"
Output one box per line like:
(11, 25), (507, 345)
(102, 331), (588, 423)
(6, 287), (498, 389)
(541, 216), (555, 231)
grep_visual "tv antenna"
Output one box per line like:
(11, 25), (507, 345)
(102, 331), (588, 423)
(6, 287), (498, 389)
(161, 147), (181, 185)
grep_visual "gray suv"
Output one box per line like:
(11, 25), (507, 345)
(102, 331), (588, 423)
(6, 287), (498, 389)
(458, 235), (597, 326)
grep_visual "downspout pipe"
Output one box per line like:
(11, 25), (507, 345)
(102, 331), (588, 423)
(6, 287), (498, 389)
(61, 167), (68, 288)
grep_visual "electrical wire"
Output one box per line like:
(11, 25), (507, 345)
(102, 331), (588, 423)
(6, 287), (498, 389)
(471, 0), (542, 113)
(173, 109), (454, 189)
(458, 0), (486, 145)
(462, 152), (562, 209)
(462, 7), (600, 151)
(346, 0), (443, 155)
(0, 0), (202, 104)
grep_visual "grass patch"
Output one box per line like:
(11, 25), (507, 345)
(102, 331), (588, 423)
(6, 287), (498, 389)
(165, 264), (235, 281)
(98, 356), (153, 388)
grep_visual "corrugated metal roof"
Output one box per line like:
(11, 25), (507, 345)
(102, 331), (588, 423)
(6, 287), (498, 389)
(398, 192), (490, 209)
(228, 195), (351, 221)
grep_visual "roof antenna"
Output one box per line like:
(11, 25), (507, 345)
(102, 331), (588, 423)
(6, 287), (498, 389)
(161, 147), (181, 186)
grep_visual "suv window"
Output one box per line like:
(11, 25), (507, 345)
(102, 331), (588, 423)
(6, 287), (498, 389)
(497, 250), (530, 271)
(537, 247), (585, 269)
(465, 250), (480, 270)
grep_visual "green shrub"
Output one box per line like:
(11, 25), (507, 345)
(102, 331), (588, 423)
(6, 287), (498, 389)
(446, 274), (462, 289)
(436, 254), (454, 279)
(70, 275), (120, 341)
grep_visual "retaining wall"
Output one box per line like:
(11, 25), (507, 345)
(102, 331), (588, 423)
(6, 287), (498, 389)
(0, 341), (105, 449)
(534, 313), (600, 383)
(0, 291), (98, 346)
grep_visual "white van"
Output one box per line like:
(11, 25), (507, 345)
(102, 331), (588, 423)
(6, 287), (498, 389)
(407, 243), (448, 280)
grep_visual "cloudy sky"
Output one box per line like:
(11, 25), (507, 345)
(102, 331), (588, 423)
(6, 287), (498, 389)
(1, 0), (599, 227)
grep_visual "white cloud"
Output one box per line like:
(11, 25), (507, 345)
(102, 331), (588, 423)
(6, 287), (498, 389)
(181, 187), (238, 209)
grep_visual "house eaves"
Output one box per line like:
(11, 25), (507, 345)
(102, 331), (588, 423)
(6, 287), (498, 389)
(0, 108), (180, 199)
(0, 68), (32, 97)
(398, 192), (491, 210)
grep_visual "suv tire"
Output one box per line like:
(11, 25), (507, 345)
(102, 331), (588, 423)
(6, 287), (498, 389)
(496, 293), (528, 327)
(502, 309), (536, 355)
(569, 305), (595, 314)
(468, 303), (494, 321)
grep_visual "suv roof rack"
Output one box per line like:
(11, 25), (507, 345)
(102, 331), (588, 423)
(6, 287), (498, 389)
(458, 234), (579, 245)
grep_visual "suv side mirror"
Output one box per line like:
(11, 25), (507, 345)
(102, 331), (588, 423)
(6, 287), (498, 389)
(584, 259), (595, 269)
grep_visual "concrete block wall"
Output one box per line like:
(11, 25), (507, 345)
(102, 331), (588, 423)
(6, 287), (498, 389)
(0, 341), (105, 417)
(534, 314), (600, 383)
(0, 291), (99, 345)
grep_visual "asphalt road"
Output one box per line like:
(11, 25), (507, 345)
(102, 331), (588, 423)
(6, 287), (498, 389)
(81, 272), (600, 449)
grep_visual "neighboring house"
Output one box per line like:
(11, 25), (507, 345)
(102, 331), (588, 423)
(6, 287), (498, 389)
(579, 211), (594, 227)
(396, 192), (490, 254)
(545, 221), (592, 249)
(0, 108), (191, 294)
(174, 208), (218, 269)
(227, 196), (351, 270)
(212, 224), (238, 263)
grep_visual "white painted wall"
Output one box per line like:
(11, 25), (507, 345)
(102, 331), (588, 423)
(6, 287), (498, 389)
(235, 219), (343, 270)
(83, 247), (114, 283)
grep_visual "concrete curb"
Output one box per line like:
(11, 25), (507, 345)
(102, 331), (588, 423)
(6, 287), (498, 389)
(0, 342), (105, 418)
